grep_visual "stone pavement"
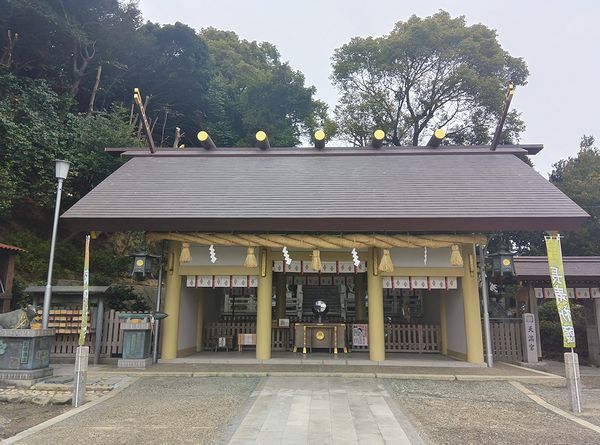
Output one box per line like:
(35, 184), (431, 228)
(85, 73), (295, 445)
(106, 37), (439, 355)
(227, 377), (424, 445)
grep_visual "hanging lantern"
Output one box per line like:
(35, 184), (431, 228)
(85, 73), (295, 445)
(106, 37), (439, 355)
(489, 249), (516, 279)
(130, 252), (160, 278)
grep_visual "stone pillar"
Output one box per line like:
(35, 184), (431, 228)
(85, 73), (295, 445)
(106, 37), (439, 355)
(439, 291), (448, 355)
(565, 352), (583, 413)
(196, 291), (205, 352)
(585, 300), (600, 366)
(355, 274), (367, 322)
(528, 284), (543, 359)
(367, 248), (385, 362)
(256, 248), (273, 360)
(275, 273), (287, 321)
(461, 244), (484, 364)
(72, 346), (89, 407)
(161, 241), (182, 360)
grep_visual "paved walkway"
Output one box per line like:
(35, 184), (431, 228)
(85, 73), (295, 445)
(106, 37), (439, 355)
(227, 377), (424, 445)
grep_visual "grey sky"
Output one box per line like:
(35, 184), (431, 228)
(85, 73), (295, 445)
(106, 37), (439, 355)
(138, 0), (599, 177)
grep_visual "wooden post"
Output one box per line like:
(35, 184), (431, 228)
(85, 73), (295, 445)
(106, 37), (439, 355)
(275, 273), (286, 321)
(355, 274), (367, 322)
(461, 244), (485, 364)
(196, 290), (204, 353)
(161, 241), (182, 359)
(256, 248), (273, 360)
(439, 291), (448, 355)
(367, 248), (385, 362)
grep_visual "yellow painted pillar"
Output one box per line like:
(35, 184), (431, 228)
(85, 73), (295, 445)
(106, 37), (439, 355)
(355, 274), (367, 322)
(161, 241), (182, 360)
(461, 244), (485, 364)
(256, 248), (273, 360)
(196, 291), (204, 352)
(367, 248), (385, 362)
(439, 290), (448, 355)
(275, 273), (287, 321)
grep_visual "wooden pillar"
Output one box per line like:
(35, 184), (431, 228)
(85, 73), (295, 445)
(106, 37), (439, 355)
(439, 291), (448, 355)
(461, 244), (484, 364)
(256, 248), (273, 360)
(355, 274), (367, 322)
(2, 253), (16, 312)
(161, 241), (182, 360)
(275, 273), (286, 321)
(196, 291), (205, 353)
(367, 248), (385, 362)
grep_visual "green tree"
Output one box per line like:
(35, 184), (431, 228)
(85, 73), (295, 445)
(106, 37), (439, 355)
(331, 11), (529, 146)
(201, 28), (328, 146)
(0, 0), (142, 98)
(549, 135), (600, 255)
(0, 71), (141, 215)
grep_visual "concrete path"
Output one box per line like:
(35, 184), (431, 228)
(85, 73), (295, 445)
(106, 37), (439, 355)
(227, 376), (424, 445)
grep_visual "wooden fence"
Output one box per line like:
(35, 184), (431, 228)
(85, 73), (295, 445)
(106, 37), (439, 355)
(485, 318), (523, 363)
(204, 321), (440, 353)
(384, 323), (440, 353)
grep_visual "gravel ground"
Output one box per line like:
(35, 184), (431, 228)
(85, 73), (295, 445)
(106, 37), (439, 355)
(388, 380), (600, 445)
(0, 402), (70, 440)
(12, 377), (260, 445)
(527, 384), (600, 426)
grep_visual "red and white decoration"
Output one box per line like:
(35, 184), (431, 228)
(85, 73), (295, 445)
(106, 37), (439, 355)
(186, 275), (259, 288)
(535, 287), (600, 299)
(382, 276), (458, 290)
(273, 260), (366, 274)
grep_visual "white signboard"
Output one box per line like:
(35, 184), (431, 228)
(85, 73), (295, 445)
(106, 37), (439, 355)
(352, 324), (368, 347)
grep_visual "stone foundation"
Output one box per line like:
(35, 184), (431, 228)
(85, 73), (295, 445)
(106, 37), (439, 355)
(118, 357), (153, 368)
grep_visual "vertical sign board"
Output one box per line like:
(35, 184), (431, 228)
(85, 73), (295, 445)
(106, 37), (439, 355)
(79, 235), (91, 347)
(522, 313), (538, 363)
(545, 236), (576, 348)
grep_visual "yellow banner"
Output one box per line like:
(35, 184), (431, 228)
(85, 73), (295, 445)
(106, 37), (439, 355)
(545, 236), (576, 348)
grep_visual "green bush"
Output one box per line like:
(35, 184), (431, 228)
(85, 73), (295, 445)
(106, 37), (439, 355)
(538, 300), (588, 359)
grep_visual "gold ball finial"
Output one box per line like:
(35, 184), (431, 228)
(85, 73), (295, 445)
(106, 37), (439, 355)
(256, 130), (267, 142)
(314, 129), (326, 141)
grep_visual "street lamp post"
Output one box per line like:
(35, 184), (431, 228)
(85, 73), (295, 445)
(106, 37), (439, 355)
(42, 160), (71, 329)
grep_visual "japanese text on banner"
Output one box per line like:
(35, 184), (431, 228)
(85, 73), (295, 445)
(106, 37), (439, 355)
(545, 236), (576, 348)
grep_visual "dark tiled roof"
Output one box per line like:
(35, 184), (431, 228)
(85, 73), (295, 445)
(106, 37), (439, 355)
(515, 256), (600, 282)
(61, 146), (589, 233)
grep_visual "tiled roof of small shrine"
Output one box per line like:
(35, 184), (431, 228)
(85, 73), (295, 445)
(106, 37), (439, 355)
(61, 145), (589, 233)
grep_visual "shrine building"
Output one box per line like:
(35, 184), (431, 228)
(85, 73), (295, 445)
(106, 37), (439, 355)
(61, 137), (588, 364)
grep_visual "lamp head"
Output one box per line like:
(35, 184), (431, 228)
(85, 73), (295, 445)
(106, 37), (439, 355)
(54, 160), (71, 180)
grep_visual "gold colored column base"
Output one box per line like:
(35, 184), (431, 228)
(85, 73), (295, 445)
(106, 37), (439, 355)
(303, 347), (307, 354)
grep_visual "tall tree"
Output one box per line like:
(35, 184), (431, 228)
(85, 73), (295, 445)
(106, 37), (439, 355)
(0, 0), (142, 99)
(549, 136), (600, 255)
(201, 28), (327, 147)
(331, 11), (529, 146)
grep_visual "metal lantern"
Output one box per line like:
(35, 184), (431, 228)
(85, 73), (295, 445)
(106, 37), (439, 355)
(130, 252), (160, 278)
(489, 249), (516, 279)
